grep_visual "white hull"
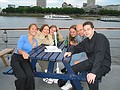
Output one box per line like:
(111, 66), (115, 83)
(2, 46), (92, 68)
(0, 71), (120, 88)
(99, 17), (120, 22)
(44, 14), (73, 20)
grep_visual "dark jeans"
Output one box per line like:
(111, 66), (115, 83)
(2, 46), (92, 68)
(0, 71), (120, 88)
(71, 60), (108, 90)
(11, 53), (35, 90)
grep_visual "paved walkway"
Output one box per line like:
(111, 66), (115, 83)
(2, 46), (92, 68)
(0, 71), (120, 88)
(0, 58), (120, 90)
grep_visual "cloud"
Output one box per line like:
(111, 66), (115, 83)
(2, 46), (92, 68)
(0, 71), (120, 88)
(0, 0), (36, 9)
(96, 0), (104, 3)
(0, 0), (9, 3)
(47, 0), (62, 7)
(47, 0), (59, 4)
(10, 0), (35, 5)
(96, 0), (120, 6)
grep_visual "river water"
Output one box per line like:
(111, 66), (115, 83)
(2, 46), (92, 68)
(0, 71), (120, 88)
(0, 16), (120, 28)
(0, 16), (120, 64)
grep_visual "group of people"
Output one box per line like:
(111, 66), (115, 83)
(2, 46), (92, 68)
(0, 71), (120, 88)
(11, 21), (111, 90)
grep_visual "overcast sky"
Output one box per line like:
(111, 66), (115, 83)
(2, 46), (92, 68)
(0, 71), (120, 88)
(0, 0), (120, 9)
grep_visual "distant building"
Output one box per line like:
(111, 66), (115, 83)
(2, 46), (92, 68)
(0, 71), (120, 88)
(87, 0), (95, 7)
(103, 4), (120, 11)
(83, 3), (87, 7)
(37, 0), (46, 8)
(82, 0), (102, 13)
(83, 5), (102, 13)
(8, 4), (15, 8)
(68, 4), (73, 8)
(62, 2), (73, 8)
(62, 2), (68, 8)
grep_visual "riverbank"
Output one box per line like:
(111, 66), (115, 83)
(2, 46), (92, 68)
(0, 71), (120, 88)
(0, 13), (101, 20)
(0, 13), (44, 17)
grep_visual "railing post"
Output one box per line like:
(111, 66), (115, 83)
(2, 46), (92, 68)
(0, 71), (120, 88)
(2, 30), (8, 48)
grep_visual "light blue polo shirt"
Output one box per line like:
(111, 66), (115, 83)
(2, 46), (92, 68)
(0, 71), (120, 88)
(15, 34), (38, 54)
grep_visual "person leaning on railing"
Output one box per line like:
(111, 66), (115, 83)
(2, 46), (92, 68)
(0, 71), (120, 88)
(11, 23), (38, 90)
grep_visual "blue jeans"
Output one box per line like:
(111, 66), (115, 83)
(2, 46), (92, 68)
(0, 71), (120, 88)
(64, 52), (88, 87)
(70, 52), (88, 66)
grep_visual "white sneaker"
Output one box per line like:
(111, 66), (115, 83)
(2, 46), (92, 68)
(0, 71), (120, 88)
(61, 83), (72, 90)
(53, 79), (58, 83)
(43, 69), (54, 84)
(43, 78), (54, 84)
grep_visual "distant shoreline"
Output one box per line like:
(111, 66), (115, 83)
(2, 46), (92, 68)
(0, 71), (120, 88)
(0, 13), (101, 20)
(0, 13), (119, 21)
(0, 13), (44, 17)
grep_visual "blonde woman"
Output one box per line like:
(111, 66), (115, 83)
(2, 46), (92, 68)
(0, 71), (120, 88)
(11, 23), (38, 90)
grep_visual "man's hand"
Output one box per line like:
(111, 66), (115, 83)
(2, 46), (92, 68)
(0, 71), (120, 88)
(74, 60), (80, 65)
(64, 52), (72, 57)
(87, 73), (96, 84)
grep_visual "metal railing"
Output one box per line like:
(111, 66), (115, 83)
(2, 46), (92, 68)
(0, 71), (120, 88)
(0, 27), (120, 31)
(0, 27), (120, 64)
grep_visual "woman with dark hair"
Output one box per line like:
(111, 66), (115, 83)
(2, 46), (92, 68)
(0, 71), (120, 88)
(35, 24), (54, 84)
(11, 23), (38, 90)
(49, 25), (63, 43)
(35, 24), (54, 45)
(61, 25), (88, 90)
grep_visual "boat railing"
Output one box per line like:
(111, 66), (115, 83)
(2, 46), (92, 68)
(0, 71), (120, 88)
(1, 27), (120, 31)
(0, 27), (120, 64)
(0, 27), (120, 49)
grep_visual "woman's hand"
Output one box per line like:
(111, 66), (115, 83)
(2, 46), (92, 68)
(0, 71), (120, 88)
(87, 73), (96, 84)
(22, 52), (29, 59)
(64, 52), (72, 57)
(37, 30), (41, 36)
(32, 42), (37, 49)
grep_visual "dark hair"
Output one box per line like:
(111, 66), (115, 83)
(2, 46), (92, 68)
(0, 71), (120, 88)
(69, 25), (76, 31)
(69, 25), (77, 42)
(49, 25), (58, 32)
(39, 24), (49, 32)
(28, 23), (38, 30)
(83, 21), (94, 29)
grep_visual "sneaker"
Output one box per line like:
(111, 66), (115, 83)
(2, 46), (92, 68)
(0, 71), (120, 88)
(61, 83), (72, 90)
(53, 79), (58, 83)
(43, 78), (54, 84)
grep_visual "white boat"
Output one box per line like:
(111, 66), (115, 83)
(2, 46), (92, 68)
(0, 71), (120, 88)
(98, 17), (120, 22)
(44, 14), (73, 20)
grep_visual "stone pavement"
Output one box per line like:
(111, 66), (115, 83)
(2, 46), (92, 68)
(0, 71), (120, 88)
(0, 58), (120, 90)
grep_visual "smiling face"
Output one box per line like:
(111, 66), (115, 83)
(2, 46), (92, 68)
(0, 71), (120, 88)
(69, 28), (77, 38)
(41, 26), (49, 36)
(28, 24), (38, 37)
(76, 24), (84, 37)
(50, 27), (57, 36)
(83, 25), (94, 39)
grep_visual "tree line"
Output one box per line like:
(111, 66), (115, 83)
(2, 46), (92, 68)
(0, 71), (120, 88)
(2, 6), (120, 16)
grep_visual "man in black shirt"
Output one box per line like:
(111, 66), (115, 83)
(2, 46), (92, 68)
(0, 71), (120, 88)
(64, 21), (111, 90)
